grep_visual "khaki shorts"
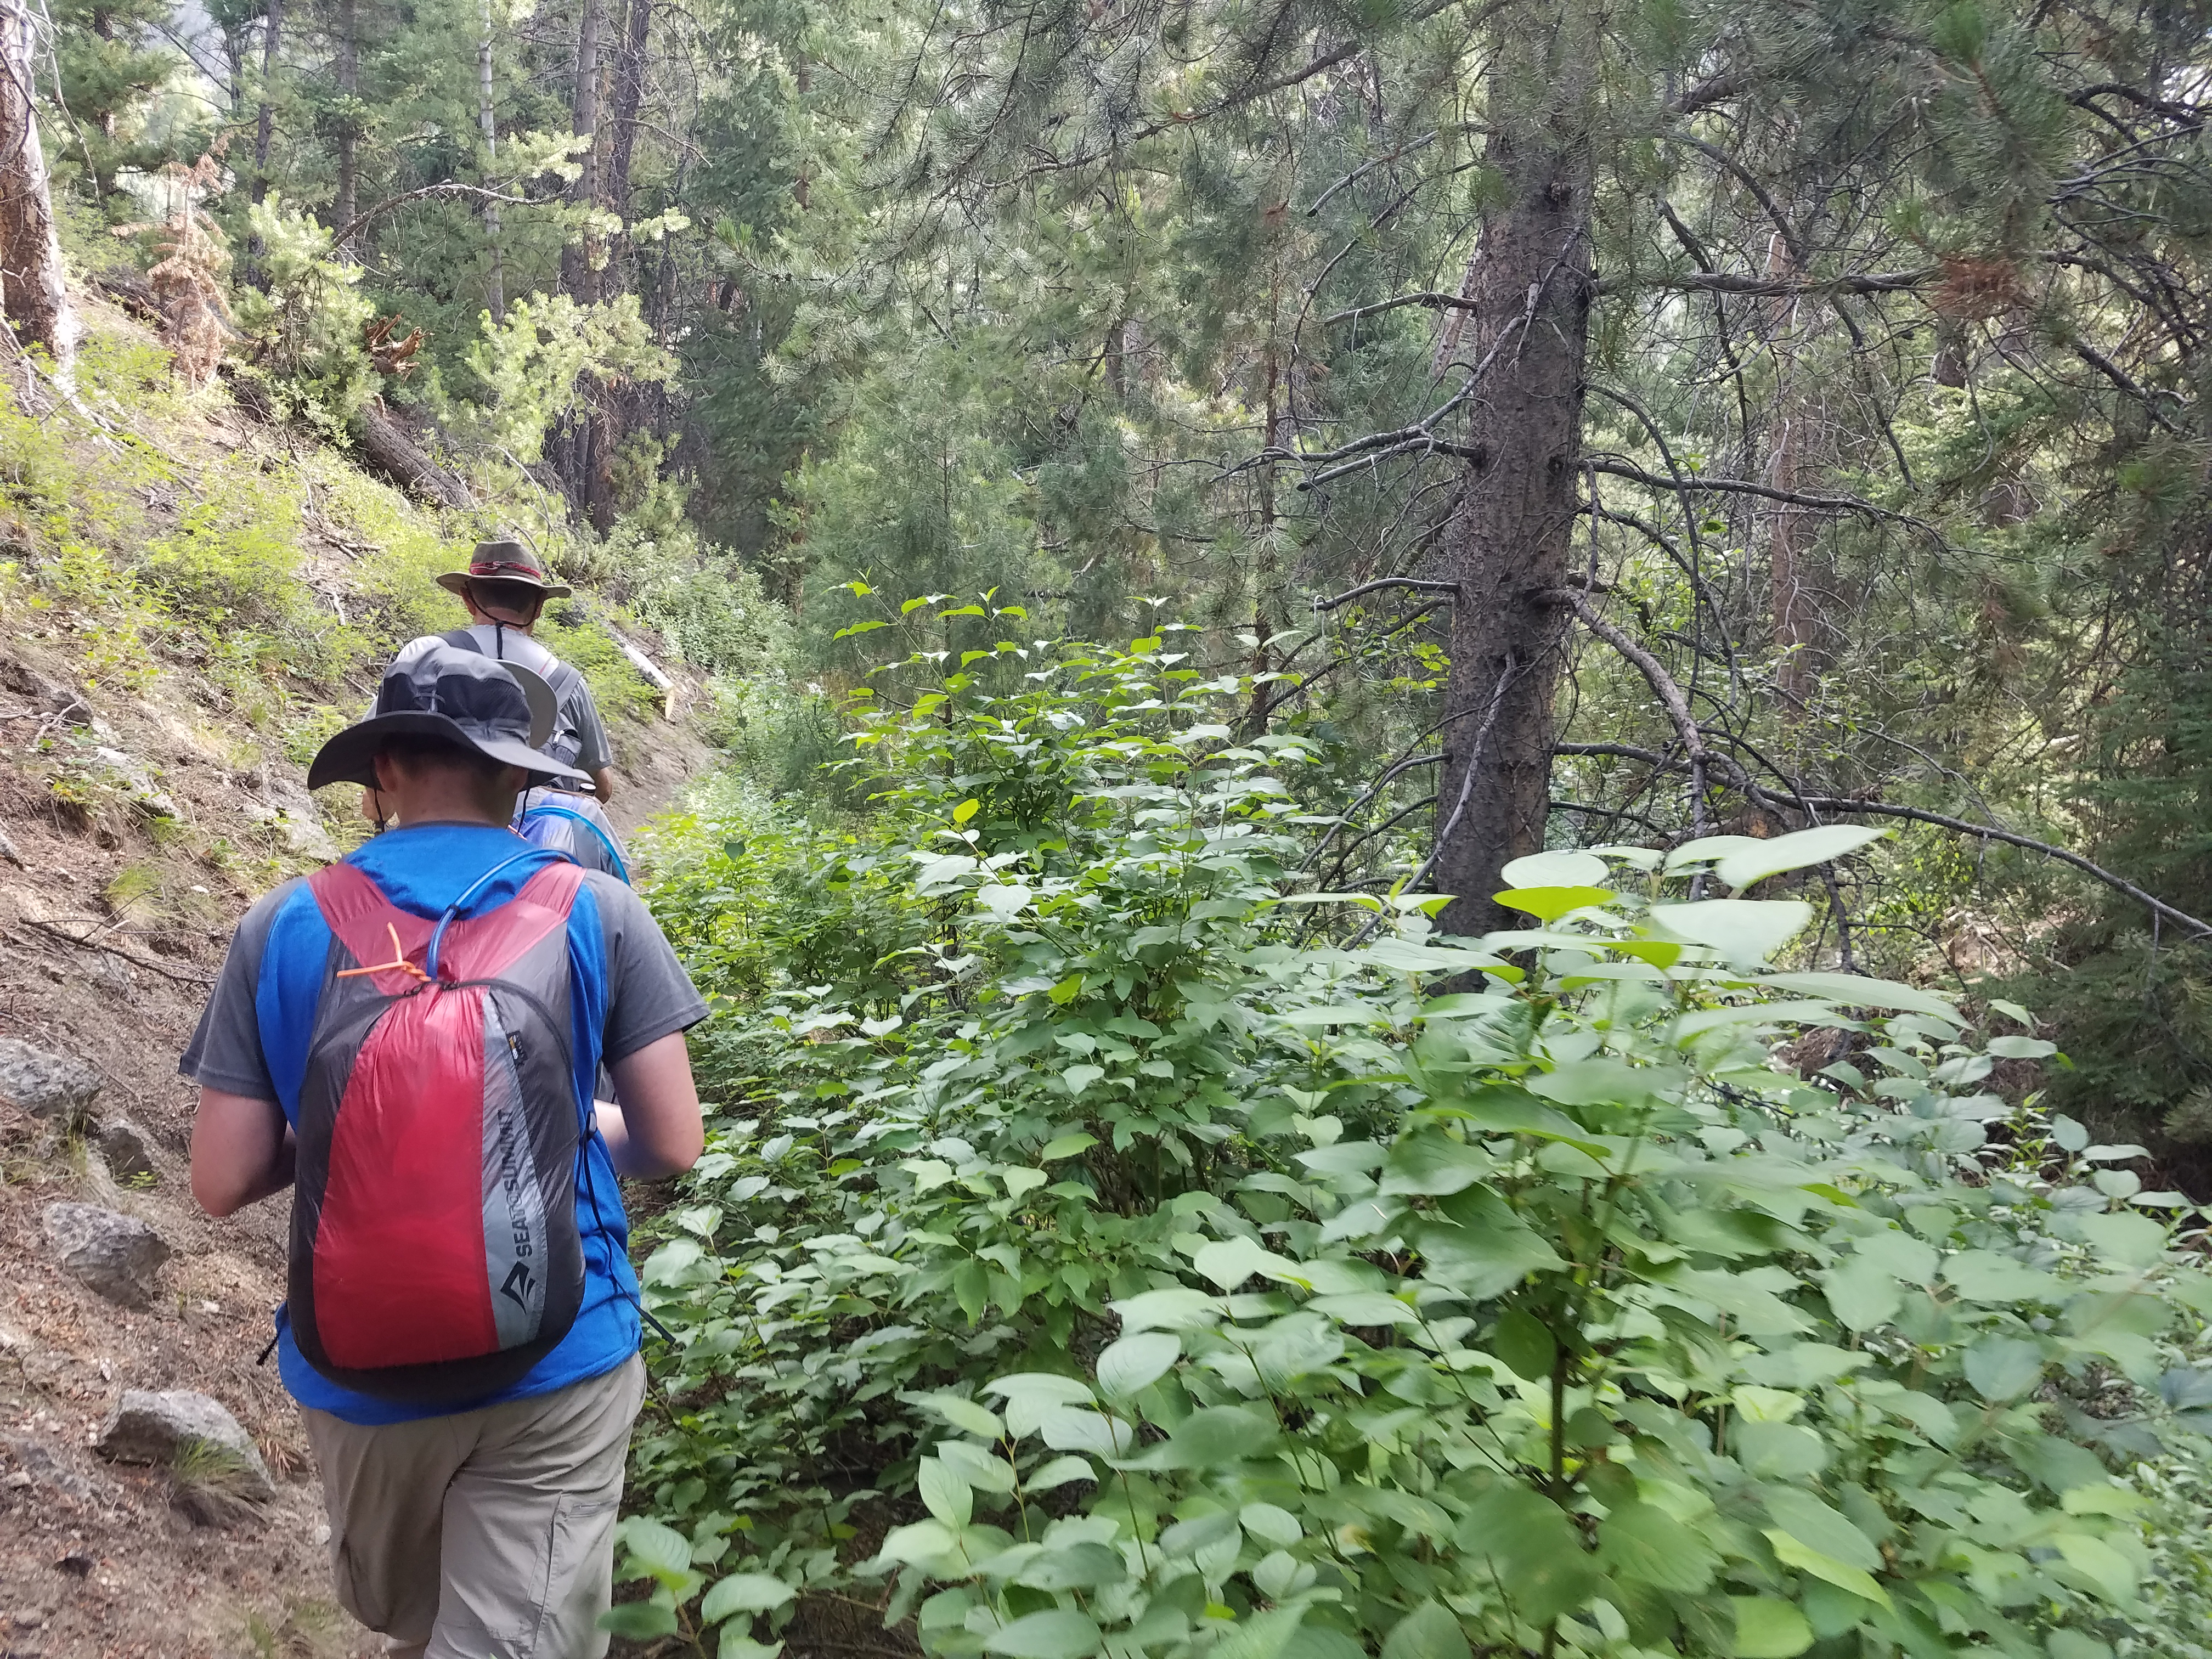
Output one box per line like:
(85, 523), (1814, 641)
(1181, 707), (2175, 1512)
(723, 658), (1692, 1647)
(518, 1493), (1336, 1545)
(302, 1355), (648, 1659)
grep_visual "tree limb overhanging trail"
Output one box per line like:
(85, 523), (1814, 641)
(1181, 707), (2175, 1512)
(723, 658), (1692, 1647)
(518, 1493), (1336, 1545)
(328, 181), (538, 252)
(1313, 577), (1461, 611)
(1550, 603), (2212, 939)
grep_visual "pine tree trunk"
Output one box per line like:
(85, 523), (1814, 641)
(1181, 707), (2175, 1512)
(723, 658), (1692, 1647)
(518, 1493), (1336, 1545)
(1430, 9), (1594, 936)
(606, 0), (652, 229)
(247, 0), (282, 285)
(562, 0), (606, 309)
(0, 0), (78, 373)
(479, 0), (502, 320)
(332, 0), (358, 253)
(253, 0), (280, 202)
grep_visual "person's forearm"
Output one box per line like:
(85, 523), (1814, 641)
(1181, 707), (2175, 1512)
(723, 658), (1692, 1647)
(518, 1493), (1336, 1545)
(193, 1121), (296, 1217)
(590, 767), (615, 804)
(593, 1102), (687, 1179)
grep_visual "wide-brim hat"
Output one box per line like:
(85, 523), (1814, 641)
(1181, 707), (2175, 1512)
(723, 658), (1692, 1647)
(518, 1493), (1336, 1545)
(308, 645), (592, 791)
(434, 537), (572, 600)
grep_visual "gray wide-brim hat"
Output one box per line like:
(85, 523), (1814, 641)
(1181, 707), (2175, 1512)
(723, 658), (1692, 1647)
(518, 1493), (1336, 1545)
(308, 645), (591, 791)
(434, 537), (573, 600)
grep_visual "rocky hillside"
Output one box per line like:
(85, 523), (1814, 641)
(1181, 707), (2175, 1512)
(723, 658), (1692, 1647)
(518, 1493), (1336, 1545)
(0, 286), (718, 1657)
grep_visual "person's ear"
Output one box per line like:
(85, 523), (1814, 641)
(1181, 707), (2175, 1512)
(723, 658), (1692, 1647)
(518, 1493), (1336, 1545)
(371, 749), (401, 792)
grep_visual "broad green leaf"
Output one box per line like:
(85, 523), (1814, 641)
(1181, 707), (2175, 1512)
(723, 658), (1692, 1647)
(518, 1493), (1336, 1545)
(1194, 1236), (1305, 1290)
(1650, 900), (1814, 965)
(1378, 1130), (1493, 1195)
(980, 1610), (1103, 1659)
(1599, 1500), (1719, 1592)
(1502, 850), (1611, 888)
(1494, 884), (1617, 922)
(938, 1438), (1017, 1493)
(1822, 1260), (1902, 1333)
(1111, 1288), (1225, 1331)
(1241, 1501), (1302, 1546)
(1715, 826), (1887, 890)
(1492, 1308), (1556, 1381)
(1965, 1336), (2046, 1402)
(1764, 1529), (1891, 1607)
(1022, 1454), (1096, 1490)
(721, 1635), (786, 1659)
(1662, 833), (1770, 871)
(1002, 1167), (1047, 1199)
(1014, 1541), (1126, 1590)
(619, 1516), (695, 1579)
(1379, 1601), (1470, 1659)
(915, 1392), (1005, 1439)
(1062, 1064), (1105, 1097)
(701, 1573), (798, 1623)
(1041, 1133), (1097, 1160)
(1763, 1489), (1882, 1573)
(1736, 1420), (1829, 1478)
(1039, 1408), (1133, 1455)
(1987, 1034), (2056, 1059)
(1942, 1250), (2057, 1304)
(600, 1603), (680, 1638)
(1756, 972), (1961, 1018)
(1095, 1331), (1181, 1398)
(1309, 1291), (1420, 1326)
(1164, 1404), (1281, 1465)
(874, 1520), (958, 1567)
(1211, 1607), (1309, 1659)
(1730, 1597), (1814, 1658)
(918, 1455), (972, 1528)
(2052, 1531), (2138, 1602)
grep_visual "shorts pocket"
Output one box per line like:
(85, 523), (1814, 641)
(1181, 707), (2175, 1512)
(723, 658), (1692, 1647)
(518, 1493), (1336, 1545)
(531, 1492), (621, 1658)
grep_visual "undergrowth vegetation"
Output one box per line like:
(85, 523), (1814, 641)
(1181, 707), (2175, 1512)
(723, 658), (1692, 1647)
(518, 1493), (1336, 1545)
(618, 617), (2212, 1659)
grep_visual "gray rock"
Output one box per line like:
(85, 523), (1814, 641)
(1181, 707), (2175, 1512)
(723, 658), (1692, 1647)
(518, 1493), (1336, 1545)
(94, 1390), (272, 1503)
(95, 1120), (155, 1186)
(0, 1040), (99, 1121)
(42, 1203), (169, 1308)
(1, 1436), (115, 1507)
(90, 747), (178, 822)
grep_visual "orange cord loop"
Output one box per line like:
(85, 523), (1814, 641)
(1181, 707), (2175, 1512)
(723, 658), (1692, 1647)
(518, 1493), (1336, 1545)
(335, 921), (433, 983)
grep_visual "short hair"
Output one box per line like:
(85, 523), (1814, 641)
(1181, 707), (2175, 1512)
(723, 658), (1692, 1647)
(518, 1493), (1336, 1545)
(467, 578), (545, 616)
(375, 733), (510, 786)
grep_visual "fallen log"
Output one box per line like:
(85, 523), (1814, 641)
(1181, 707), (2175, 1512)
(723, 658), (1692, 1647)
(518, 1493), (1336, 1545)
(353, 399), (474, 511)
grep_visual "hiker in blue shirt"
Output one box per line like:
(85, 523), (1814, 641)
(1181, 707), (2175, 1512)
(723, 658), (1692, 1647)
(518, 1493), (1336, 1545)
(184, 644), (705, 1659)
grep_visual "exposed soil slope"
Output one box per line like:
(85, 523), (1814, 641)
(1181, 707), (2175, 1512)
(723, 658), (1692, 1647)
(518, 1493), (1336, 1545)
(0, 289), (715, 1657)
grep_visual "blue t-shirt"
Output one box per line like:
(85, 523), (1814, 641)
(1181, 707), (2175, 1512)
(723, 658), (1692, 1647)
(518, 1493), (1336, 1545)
(181, 823), (706, 1425)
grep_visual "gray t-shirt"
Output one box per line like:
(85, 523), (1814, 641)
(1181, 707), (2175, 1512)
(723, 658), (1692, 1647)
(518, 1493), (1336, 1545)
(181, 866), (704, 1103)
(390, 627), (614, 777)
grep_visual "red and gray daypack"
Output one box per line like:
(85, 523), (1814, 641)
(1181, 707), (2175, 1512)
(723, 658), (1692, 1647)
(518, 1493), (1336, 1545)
(290, 853), (589, 1402)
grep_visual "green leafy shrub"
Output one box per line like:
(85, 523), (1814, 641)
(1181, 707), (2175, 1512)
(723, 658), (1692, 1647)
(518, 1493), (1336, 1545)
(231, 195), (377, 429)
(625, 626), (2212, 1659)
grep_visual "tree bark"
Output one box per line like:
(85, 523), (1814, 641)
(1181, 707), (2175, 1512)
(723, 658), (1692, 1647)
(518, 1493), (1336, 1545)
(252, 0), (280, 202)
(605, 0), (652, 228)
(354, 401), (475, 510)
(561, 0), (606, 308)
(0, 0), (78, 373)
(1431, 9), (1595, 937)
(246, 0), (281, 286)
(332, 0), (358, 254)
(479, 0), (502, 320)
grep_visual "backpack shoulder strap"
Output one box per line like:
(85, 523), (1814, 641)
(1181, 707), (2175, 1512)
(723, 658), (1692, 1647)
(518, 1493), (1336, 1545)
(426, 858), (586, 983)
(520, 805), (630, 883)
(440, 627), (484, 654)
(540, 656), (586, 703)
(307, 862), (436, 995)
